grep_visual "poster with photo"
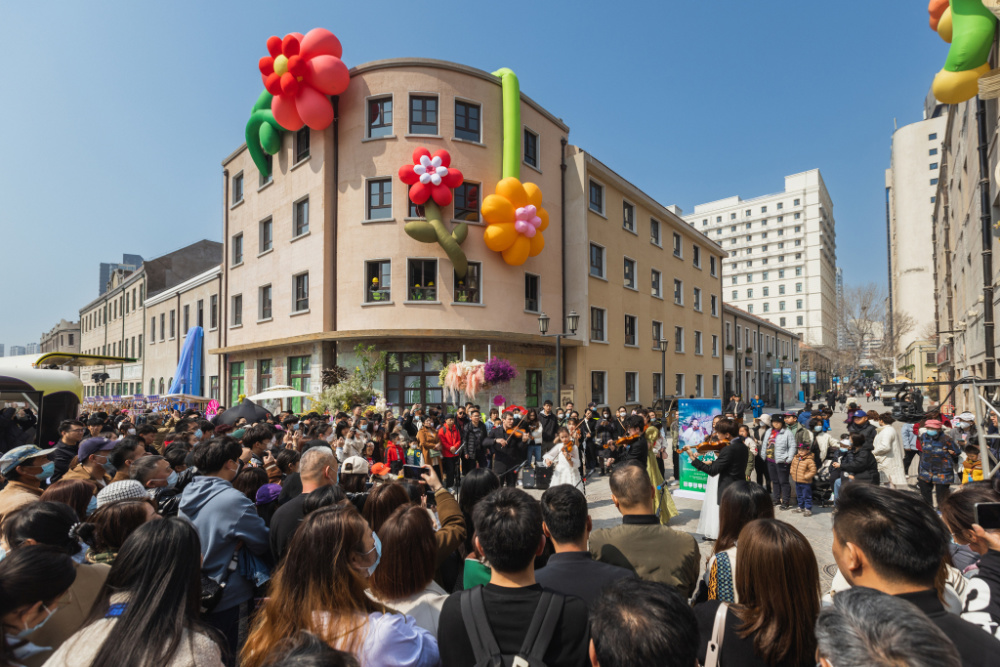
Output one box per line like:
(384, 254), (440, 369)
(675, 398), (722, 500)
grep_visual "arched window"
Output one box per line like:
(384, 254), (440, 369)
(149, 379), (155, 395)
(159, 378), (165, 394)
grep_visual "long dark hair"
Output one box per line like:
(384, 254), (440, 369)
(715, 482), (774, 553)
(458, 468), (500, 553)
(0, 546), (76, 667)
(1, 501), (83, 556)
(82, 517), (222, 667)
(40, 479), (97, 521)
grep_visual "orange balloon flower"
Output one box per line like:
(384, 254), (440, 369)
(482, 177), (549, 266)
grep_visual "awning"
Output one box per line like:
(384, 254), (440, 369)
(0, 353), (138, 369)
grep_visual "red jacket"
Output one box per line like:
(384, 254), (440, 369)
(438, 426), (462, 457)
(385, 442), (406, 464)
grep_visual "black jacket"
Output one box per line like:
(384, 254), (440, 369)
(538, 412), (559, 443)
(847, 421), (877, 450)
(489, 425), (527, 468)
(616, 436), (648, 468)
(461, 421), (489, 460)
(725, 400), (749, 416)
(534, 551), (636, 608)
(839, 444), (879, 484)
(897, 589), (1000, 667)
(50, 442), (79, 483)
(691, 437), (750, 502)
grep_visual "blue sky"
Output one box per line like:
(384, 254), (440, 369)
(0, 0), (945, 347)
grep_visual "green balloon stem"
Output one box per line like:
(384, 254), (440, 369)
(423, 201), (468, 278)
(945, 0), (996, 72)
(492, 68), (521, 181)
(245, 90), (285, 180)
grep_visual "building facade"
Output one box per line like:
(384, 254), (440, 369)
(213, 58), (727, 411)
(40, 320), (80, 355)
(681, 170), (838, 350)
(721, 304), (801, 407)
(9, 346), (25, 357)
(99, 254), (143, 296)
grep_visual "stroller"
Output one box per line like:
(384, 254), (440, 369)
(811, 448), (838, 507)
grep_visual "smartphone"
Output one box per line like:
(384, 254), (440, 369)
(402, 464), (425, 480)
(975, 502), (1000, 530)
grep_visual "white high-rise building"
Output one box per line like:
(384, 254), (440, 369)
(682, 170), (838, 348)
(25, 342), (39, 354)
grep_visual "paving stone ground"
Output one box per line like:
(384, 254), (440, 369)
(526, 398), (899, 591)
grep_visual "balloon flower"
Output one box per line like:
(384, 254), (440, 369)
(929, 0), (996, 104)
(258, 28), (350, 131)
(398, 148), (471, 277)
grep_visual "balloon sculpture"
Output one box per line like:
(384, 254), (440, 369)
(482, 69), (549, 266)
(244, 28), (350, 179)
(929, 0), (997, 104)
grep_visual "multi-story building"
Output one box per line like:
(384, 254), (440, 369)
(99, 254), (143, 296)
(80, 240), (221, 397)
(40, 320), (80, 355)
(213, 58), (726, 410)
(722, 304), (801, 406)
(144, 265), (223, 398)
(0, 344), (5, 357)
(8, 346), (25, 357)
(25, 343), (39, 355)
(681, 170), (838, 351)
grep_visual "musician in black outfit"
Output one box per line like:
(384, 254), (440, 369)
(488, 411), (529, 487)
(607, 415), (648, 470)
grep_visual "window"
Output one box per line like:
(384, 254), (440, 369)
(675, 373), (685, 395)
(409, 95), (438, 134)
(672, 233), (682, 257)
(695, 375), (704, 397)
(730, 213), (736, 220)
(591, 371), (607, 405)
(673, 279), (683, 305)
(713, 375), (720, 398)
(183, 304), (190, 333)
(169, 310), (176, 338)
(231, 295), (242, 326)
(623, 202), (635, 231)
(210, 295), (218, 329)
(453, 182), (480, 221)
(725, 322), (731, 346)
(794, 212), (801, 220)
(408, 200), (423, 219)
(294, 198), (309, 236)
(137, 335), (142, 358)
(454, 100), (481, 142)
(693, 245), (701, 267)
(795, 282), (803, 292)
(695, 331), (703, 355)
(710, 256), (717, 276)
(295, 128), (310, 162)
(408, 259), (437, 301)
(259, 285), (272, 320)
(793, 198), (800, 206)
(454, 262), (481, 304)
(150, 316), (156, 343)
(779, 284), (786, 295)
(288, 356), (311, 413)
(652, 320), (663, 346)
(747, 288), (753, 298)
(693, 287), (702, 311)
(646, 217), (661, 246)
(931, 196), (937, 203)
(293, 273), (309, 312)
(795, 266), (802, 276)
(589, 180), (604, 213)
(732, 290), (738, 300)
(385, 352), (459, 406)
(229, 362), (245, 405)
(232, 173), (243, 205)
(797, 316), (803, 326)
(523, 128), (539, 168)
(367, 96), (393, 138)
(258, 359), (272, 393)
(763, 303), (769, 312)
(366, 260), (391, 303)
(525, 370), (542, 409)
(364, 178), (393, 220)
(197, 299), (204, 328)
(931, 178), (939, 185)
(930, 162), (938, 170)
(929, 133), (938, 140)
(653, 372), (663, 399)
(624, 258), (636, 289)
(259, 218), (273, 253)
(651, 269), (661, 297)
(779, 301), (786, 311)
(674, 326), (684, 352)
(625, 372), (638, 403)
(232, 233), (243, 265)
(524, 273), (540, 312)
(780, 317), (786, 327)
(796, 299), (803, 309)
(624, 315), (637, 346)
(763, 286), (769, 297)
(778, 269), (785, 278)
(712, 334), (719, 357)
(589, 244), (605, 278)
(259, 154), (273, 187)
(794, 226), (801, 233)
(590, 307), (606, 342)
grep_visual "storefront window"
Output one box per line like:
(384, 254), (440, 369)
(288, 356), (311, 413)
(385, 352), (459, 407)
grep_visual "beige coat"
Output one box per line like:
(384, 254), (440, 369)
(0, 480), (43, 521)
(24, 563), (110, 667)
(589, 518), (700, 597)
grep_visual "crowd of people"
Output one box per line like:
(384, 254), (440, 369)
(0, 393), (997, 666)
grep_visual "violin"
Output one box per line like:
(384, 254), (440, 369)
(605, 433), (639, 449)
(685, 435), (728, 453)
(506, 427), (528, 438)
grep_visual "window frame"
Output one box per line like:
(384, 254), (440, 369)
(259, 284), (272, 321)
(454, 98), (482, 143)
(589, 243), (606, 279)
(231, 233), (244, 266)
(591, 371), (607, 407)
(524, 272), (540, 313)
(406, 258), (439, 302)
(295, 128), (310, 163)
(292, 272), (310, 314)
(366, 94), (394, 139)
(623, 256), (637, 290)
(624, 371), (638, 403)
(408, 94), (440, 135)
(453, 181), (481, 223)
(651, 269), (662, 298)
(589, 179), (606, 215)
(231, 294), (243, 327)
(259, 217), (273, 254)
(672, 232), (683, 258)
(293, 196), (310, 238)
(453, 261), (482, 305)
(624, 314), (638, 347)
(231, 172), (244, 206)
(622, 200), (636, 233)
(365, 259), (392, 304)
(366, 177), (393, 221)
(523, 126), (540, 170)
(673, 279), (684, 306)
(590, 307), (607, 343)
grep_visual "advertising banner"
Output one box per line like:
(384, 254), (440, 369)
(809, 371), (817, 384)
(675, 398), (722, 500)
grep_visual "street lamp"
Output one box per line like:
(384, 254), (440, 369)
(538, 310), (579, 404)
(659, 337), (670, 407)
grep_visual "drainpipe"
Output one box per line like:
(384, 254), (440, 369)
(976, 97), (996, 379)
(222, 168), (230, 403)
(560, 137), (567, 388)
(332, 96), (339, 335)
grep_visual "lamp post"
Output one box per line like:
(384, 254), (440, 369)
(538, 310), (579, 404)
(659, 337), (670, 407)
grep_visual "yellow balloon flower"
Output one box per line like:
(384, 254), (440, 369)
(482, 177), (548, 266)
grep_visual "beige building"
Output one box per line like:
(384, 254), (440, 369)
(143, 265), (223, 398)
(40, 319), (80, 355)
(722, 304), (801, 408)
(214, 58), (726, 410)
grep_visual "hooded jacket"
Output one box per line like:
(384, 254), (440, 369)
(179, 475), (269, 612)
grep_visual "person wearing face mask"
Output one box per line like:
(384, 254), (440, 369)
(0, 446), (59, 521)
(179, 438), (270, 662)
(61, 439), (114, 493)
(107, 437), (147, 483)
(871, 412), (907, 489)
(242, 503), (438, 667)
(129, 455), (182, 516)
(916, 419), (961, 508)
(0, 545), (76, 667)
(949, 412), (979, 448)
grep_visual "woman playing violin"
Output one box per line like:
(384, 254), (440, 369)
(543, 426), (582, 488)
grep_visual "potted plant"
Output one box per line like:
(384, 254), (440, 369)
(725, 344), (735, 351)
(745, 347), (753, 354)
(767, 352), (773, 358)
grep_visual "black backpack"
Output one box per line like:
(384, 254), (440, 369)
(460, 586), (564, 667)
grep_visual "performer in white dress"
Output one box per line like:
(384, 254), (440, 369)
(691, 416), (724, 540)
(543, 427), (582, 488)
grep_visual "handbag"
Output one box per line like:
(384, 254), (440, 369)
(704, 602), (729, 667)
(200, 546), (241, 615)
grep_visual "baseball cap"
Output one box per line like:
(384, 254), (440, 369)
(341, 456), (369, 475)
(78, 437), (115, 462)
(957, 412), (975, 422)
(255, 483), (282, 505)
(97, 480), (148, 509)
(371, 462), (390, 477)
(924, 419), (944, 429)
(0, 445), (57, 476)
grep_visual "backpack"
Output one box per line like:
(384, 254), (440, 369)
(460, 586), (564, 667)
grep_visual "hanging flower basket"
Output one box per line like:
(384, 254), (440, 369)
(443, 360), (487, 403)
(483, 357), (518, 385)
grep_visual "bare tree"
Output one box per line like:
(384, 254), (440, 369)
(837, 283), (884, 376)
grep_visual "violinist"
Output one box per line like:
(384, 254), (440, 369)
(525, 408), (544, 468)
(613, 406), (629, 438)
(543, 426), (582, 488)
(488, 411), (530, 488)
(607, 415), (648, 469)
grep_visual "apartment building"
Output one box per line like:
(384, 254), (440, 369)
(213, 58), (726, 410)
(681, 171), (838, 351)
(40, 320), (80, 355)
(722, 304), (801, 407)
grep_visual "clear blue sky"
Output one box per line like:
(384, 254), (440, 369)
(0, 0), (945, 347)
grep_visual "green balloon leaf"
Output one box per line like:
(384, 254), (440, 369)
(245, 90), (286, 180)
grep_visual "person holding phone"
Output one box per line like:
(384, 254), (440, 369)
(941, 481), (1000, 635)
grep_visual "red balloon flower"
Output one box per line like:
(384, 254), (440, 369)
(398, 148), (464, 206)
(258, 28), (349, 131)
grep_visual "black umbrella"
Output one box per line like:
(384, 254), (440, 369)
(214, 398), (270, 426)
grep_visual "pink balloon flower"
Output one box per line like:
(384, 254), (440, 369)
(513, 205), (542, 238)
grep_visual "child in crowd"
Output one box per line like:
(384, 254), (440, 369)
(384, 432), (407, 474)
(962, 444), (984, 483)
(790, 441), (817, 516)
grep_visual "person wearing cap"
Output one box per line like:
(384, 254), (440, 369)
(340, 455), (371, 513)
(0, 444), (58, 519)
(917, 419), (961, 508)
(370, 462), (391, 480)
(62, 438), (114, 492)
(948, 411), (979, 448)
(847, 410), (877, 451)
(96, 479), (149, 509)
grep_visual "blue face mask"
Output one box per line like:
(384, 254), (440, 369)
(15, 604), (57, 639)
(0, 546), (6, 561)
(166, 470), (178, 487)
(194, 429), (203, 438)
(927, 430), (939, 437)
(36, 462), (55, 481)
(361, 531), (382, 577)
(86, 496), (98, 517)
